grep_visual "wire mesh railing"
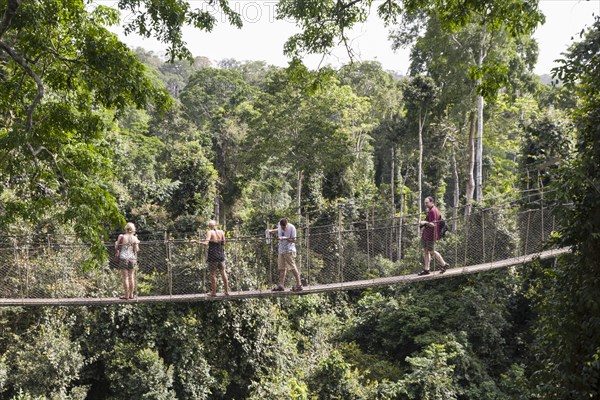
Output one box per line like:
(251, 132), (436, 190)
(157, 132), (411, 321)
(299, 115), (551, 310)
(0, 205), (560, 300)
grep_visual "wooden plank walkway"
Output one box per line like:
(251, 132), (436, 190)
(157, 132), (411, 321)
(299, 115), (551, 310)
(0, 247), (570, 307)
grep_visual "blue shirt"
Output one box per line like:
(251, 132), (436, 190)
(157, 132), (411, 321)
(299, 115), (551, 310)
(278, 223), (297, 254)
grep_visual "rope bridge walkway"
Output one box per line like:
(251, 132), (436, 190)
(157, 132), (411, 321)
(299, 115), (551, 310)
(0, 204), (568, 306)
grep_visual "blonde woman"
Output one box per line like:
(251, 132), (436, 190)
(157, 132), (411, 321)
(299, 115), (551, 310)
(193, 220), (229, 297)
(115, 222), (140, 300)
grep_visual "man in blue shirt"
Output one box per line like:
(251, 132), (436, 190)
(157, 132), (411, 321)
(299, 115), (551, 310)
(268, 218), (303, 291)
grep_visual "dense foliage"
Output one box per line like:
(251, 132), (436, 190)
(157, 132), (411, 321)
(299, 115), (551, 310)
(1, 0), (598, 398)
(531, 15), (600, 399)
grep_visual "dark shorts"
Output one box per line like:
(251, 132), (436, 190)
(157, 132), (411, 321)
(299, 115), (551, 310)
(119, 258), (137, 270)
(421, 239), (436, 252)
(208, 261), (225, 272)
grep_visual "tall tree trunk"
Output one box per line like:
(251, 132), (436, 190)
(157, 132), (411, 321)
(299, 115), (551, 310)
(397, 146), (405, 260)
(213, 136), (225, 225)
(391, 147), (396, 261)
(476, 93), (484, 202)
(475, 24), (487, 202)
(465, 111), (476, 216)
(417, 108), (423, 234)
(451, 128), (459, 232)
(391, 146), (396, 218)
(296, 170), (303, 222)
(213, 194), (220, 224)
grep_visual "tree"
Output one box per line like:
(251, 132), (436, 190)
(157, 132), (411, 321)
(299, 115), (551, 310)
(307, 350), (373, 399)
(532, 16), (600, 399)
(337, 61), (403, 207)
(397, 15), (538, 214)
(179, 67), (254, 222)
(337, 61), (402, 122)
(398, 1), (543, 204)
(0, 1), (170, 256)
(0, 0), (243, 256)
(106, 342), (176, 400)
(166, 142), (218, 226)
(277, 0), (544, 206)
(219, 59), (276, 90)
(243, 69), (373, 212)
(2, 311), (85, 398)
(399, 17), (541, 210)
(483, 94), (541, 202)
(395, 16), (478, 214)
(402, 75), (439, 220)
(519, 109), (571, 195)
(105, 0), (242, 61)
(400, 343), (459, 400)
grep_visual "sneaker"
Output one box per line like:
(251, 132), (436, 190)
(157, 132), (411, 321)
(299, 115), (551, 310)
(272, 285), (285, 292)
(439, 264), (447, 274)
(417, 270), (430, 276)
(291, 285), (303, 292)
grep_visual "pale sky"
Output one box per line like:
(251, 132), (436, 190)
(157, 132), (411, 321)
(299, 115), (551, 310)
(102, 0), (600, 75)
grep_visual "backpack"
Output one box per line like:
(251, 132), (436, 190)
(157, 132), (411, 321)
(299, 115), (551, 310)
(438, 217), (449, 239)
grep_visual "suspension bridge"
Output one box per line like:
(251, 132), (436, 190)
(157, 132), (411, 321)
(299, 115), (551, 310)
(0, 200), (569, 306)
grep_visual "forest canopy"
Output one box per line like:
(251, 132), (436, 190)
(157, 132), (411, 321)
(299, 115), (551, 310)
(1, 0), (599, 398)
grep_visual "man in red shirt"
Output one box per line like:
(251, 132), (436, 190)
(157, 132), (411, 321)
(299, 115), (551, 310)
(418, 196), (448, 275)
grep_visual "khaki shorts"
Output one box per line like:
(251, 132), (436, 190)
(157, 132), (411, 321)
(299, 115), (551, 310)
(119, 258), (137, 270)
(421, 239), (436, 252)
(278, 252), (297, 271)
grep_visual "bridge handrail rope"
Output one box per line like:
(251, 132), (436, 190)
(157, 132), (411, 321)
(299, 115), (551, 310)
(0, 196), (568, 306)
(0, 186), (558, 240)
(0, 205), (555, 250)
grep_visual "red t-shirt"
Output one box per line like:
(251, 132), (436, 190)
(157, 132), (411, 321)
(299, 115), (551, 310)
(422, 206), (440, 241)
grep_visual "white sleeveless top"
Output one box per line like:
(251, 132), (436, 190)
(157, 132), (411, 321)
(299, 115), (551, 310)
(119, 234), (138, 260)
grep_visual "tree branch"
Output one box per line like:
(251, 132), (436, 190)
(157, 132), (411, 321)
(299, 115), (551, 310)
(341, 33), (356, 63)
(0, 0), (21, 40)
(336, 0), (364, 13)
(26, 143), (66, 184)
(0, 40), (44, 130)
(335, 0), (364, 62)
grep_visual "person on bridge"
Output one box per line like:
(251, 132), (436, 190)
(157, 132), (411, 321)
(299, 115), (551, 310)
(115, 222), (140, 300)
(193, 220), (229, 297)
(268, 218), (303, 292)
(418, 196), (448, 276)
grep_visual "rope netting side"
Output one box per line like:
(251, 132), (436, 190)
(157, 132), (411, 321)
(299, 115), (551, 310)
(0, 205), (559, 299)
